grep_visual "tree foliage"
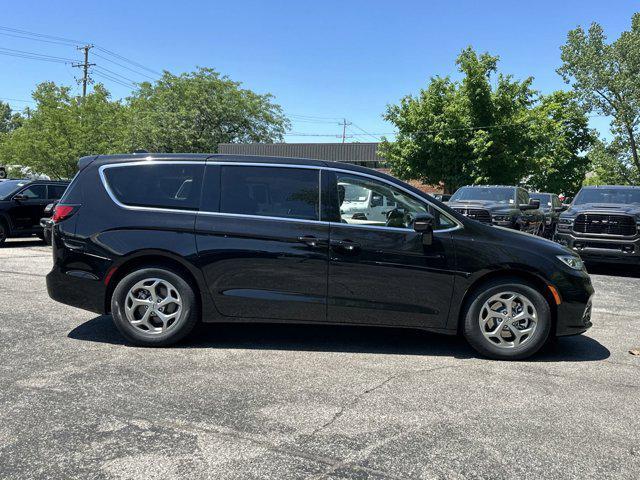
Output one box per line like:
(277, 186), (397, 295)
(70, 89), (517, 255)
(0, 68), (290, 178)
(125, 68), (289, 153)
(558, 13), (640, 177)
(380, 48), (594, 194)
(0, 83), (128, 178)
(527, 91), (595, 195)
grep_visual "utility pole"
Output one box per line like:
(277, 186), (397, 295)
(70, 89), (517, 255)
(340, 118), (352, 143)
(72, 45), (95, 98)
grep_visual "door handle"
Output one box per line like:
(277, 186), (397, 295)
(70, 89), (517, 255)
(297, 235), (319, 247)
(330, 239), (360, 253)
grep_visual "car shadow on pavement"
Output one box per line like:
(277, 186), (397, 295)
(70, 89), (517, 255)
(68, 315), (610, 362)
(586, 263), (640, 278)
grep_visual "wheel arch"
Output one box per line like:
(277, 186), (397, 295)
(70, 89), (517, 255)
(455, 268), (558, 335)
(104, 250), (207, 315)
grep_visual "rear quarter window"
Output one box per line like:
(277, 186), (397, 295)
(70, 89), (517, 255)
(102, 163), (204, 210)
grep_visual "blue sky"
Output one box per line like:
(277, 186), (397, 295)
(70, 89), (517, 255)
(1, 0), (637, 143)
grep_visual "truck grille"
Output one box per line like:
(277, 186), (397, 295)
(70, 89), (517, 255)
(573, 214), (637, 236)
(453, 208), (492, 224)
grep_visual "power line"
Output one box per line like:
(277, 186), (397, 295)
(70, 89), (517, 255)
(0, 25), (83, 45)
(93, 46), (161, 76)
(92, 52), (156, 80)
(0, 31), (78, 47)
(0, 46), (75, 62)
(0, 97), (34, 104)
(92, 71), (137, 89)
(94, 65), (138, 85)
(349, 121), (382, 141)
(0, 24), (160, 79)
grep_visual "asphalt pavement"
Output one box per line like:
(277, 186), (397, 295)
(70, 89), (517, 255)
(0, 238), (639, 480)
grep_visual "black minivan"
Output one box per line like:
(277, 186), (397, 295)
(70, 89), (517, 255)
(47, 154), (594, 360)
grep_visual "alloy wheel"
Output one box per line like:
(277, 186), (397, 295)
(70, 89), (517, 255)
(124, 278), (182, 335)
(478, 291), (538, 349)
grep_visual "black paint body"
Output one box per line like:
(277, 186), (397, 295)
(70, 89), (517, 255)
(47, 154), (593, 338)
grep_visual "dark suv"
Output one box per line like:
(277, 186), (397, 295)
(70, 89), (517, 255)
(555, 185), (640, 264)
(0, 179), (69, 244)
(47, 154), (594, 360)
(447, 186), (545, 235)
(529, 192), (565, 238)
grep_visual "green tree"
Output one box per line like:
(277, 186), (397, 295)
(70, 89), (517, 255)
(0, 101), (23, 135)
(0, 83), (128, 178)
(583, 139), (640, 186)
(125, 68), (289, 152)
(527, 91), (595, 195)
(380, 48), (591, 194)
(558, 13), (640, 176)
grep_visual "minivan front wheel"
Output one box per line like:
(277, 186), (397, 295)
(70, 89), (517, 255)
(463, 279), (551, 360)
(111, 267), (198, 346)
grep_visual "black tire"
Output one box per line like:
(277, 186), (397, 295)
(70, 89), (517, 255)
(463, 278), (551, 360)
(0, 168), (6, 179)
(111, 267), (199, 347)
(0, 220), (7, 246)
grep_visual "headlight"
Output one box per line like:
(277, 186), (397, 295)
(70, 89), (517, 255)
(558, 218), (573, 225)
(557, 254), (584, 270)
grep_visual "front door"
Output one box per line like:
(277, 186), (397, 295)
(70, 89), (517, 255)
(196, 164), (329, 322)
(324, 170), (458, 329)
(10, 184), (48, 231)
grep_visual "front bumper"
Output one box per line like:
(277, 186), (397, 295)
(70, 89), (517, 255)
(553, 268), (595, 336)
(554, 231), (640, 264)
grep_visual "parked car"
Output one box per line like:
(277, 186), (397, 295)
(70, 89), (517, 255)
(554, 185), (640, 265)
(47, 153), (593, 360)
(447, 185), (545, 235)
(433, 194), (452, 202)
(40, 201), (57, 245)
(529, 192), (566, 238)
(0, 179), (69, 244)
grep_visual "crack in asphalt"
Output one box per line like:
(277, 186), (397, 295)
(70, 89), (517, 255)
(308, 365), (456, 438)
(159, 418), (407, 480)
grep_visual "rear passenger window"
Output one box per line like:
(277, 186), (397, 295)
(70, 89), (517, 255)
(103, 163), (203, 210)
(20, 185), (47, 200)
(220, 166), (319, 221)
(48, 185), (67, 200)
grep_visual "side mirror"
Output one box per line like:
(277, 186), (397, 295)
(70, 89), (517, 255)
(413, 212), (434, 246)
(529, 199), (540, 209)
(519, 203), (534, 210)
(13, 194), (28, 202)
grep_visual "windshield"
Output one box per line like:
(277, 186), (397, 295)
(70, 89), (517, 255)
(530, 193), (551, 210)
(574, 188), (640, 205)
(450, 187), (515, 204)
(0, 180), (28, 200)
(341, 183), (370, 202)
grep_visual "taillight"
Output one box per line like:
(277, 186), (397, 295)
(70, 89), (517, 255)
(52, 204), (78, 223)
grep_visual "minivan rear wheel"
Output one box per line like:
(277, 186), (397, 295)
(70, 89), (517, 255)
(463, 279), (551, 360)
(111, 267), (198, 346)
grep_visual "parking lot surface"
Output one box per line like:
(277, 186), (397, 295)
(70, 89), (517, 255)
(0, 239), (639, 480)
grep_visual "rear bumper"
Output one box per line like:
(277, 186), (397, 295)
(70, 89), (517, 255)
(554, 231), (640, 264)
(47, 263), (107, 315)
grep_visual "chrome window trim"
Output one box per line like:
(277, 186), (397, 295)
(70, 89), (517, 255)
(98, 161), (204, 215)
(98, 160), (463, 233)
